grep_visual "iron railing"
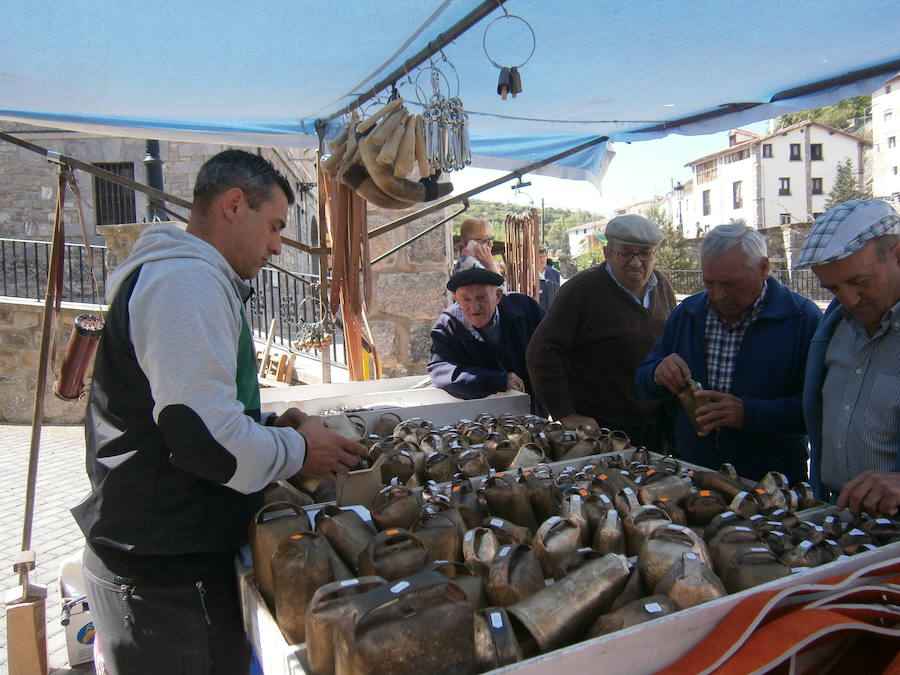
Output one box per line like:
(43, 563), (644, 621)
(0, 237), (108, 304)
(246, 266), (347, 366)
(0, 237), (347, 365)
(659, 268), (831, 303)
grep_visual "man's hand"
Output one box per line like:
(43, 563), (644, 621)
(694, 390), (744, 432)
(473, 241), (501, 274)
(560, 413), (599, 432)
(654, 354), (692, 394)
(837, 471), (900, 517)
(272, 407), (308, 429)
(506, 372), (525, 392)
(293, 416), (367, 483)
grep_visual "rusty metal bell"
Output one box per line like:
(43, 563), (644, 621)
(429, 560), (487, 609)
(684, 489), (730, 526)
(637, 473), (693, 505)
(709, 525), (768, 574)
(356, 528), (429, 581)
(588, 595), (677, 638)
(249, 501), (311, 610)
(411, 507), (463, 563)
(780, 538), (841, 568)
(483, 514), (532, 547)
(485, 543), (545, 607)
(334, 570), (475, 675)
(509, 442), (546, 469)
(638, 523), (712, 590)
(473, 606), (523, 671)
(655, 551), (727, 610)
(371, 479), (422, 531)
(703, 510), (747, 540)
(457, 448), (491, 478)
(314, 504), (376, 574)
(533, 516), (582, 580)
(593, 508), (627, 555)
(271, 532), (336, 644)
(653, 497), (689, 526)
(507, 553), (631, 656)
(305, 576), (386, 675)
(720, 548), (791, 593)
(693, 469), (746, 500)
(463, 526), (502, 578)
(623, 504), (672, 556)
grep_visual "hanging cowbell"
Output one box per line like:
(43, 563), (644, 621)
(509, 67), (523, 98)
(497, 67), (512, 100)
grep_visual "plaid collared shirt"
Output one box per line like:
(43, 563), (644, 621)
(704, 282), (768, 393)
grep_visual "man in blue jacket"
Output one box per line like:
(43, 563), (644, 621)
(429, 267), (545, 415)
(795, 198), (899, 515)
(636, 223), (821, 482)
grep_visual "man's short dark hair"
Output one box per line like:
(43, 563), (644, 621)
(193, 149), (294, 215)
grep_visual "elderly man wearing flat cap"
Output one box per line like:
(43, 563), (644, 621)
(428, 267), (545, 414)
(636, 223), (821, 482)
(795, 198), (900, 517)
(527, 214), (675, 447)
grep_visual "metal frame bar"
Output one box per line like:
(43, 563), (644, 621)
(368, 135), (608, 239)
(318, 0), (507, 128)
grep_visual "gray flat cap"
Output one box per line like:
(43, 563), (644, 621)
(795, 198), (900, 267)
(605, 214), (664, 247)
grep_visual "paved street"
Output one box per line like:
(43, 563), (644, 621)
(1, 424), (94, 675)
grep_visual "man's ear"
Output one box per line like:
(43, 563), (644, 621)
(759, 256), (771, 277)
(495, 287), (504, 301)
(219, 188), (244, 223)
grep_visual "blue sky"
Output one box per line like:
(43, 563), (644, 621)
(453, 121), (771, 216)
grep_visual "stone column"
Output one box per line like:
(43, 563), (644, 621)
(366, 206), (452, 377)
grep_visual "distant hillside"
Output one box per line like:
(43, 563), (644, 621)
(451, 199), (604, 255)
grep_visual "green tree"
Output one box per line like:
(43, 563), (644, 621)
(824, 159), (871, 210)
(573, 246), (605, 271)
(643, 204), (698, 270)
(776, 95), (871, 131)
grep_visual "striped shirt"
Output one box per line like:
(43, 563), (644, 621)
(820, 299), (900, 491)
(704, 282), (767, 393)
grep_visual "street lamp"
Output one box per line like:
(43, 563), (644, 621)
(673, 181), (685, 234)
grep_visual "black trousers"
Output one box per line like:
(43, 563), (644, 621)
(82, 548), (251, 675)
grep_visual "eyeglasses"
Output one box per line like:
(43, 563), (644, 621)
(613, 249), (655, 262)
(472, 237), (494, 244)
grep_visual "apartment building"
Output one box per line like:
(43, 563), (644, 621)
(871, 73), (900, 202)
(683, 121), (868, 232)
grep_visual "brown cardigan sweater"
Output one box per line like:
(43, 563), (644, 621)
(526, 263), (675, 427)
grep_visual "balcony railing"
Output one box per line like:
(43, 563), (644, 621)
(0, 237), (108, 304)
(660, 268), (831, 303)
(0, 237), (347, 365)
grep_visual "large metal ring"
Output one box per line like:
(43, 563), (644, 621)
(482, 13), (536, 70)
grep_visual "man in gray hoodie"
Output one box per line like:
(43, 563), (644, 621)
(73, 150), (366, 674)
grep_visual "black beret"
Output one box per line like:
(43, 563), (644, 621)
(446, 267), (505, 292)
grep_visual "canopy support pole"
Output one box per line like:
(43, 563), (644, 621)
(370, 202), (469, 265)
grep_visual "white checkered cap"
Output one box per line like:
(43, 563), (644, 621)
(794, 199), (900, 268)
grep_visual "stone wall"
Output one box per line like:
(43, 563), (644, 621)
(366, 206), (452, 377)
(0, 297), (99, 423)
